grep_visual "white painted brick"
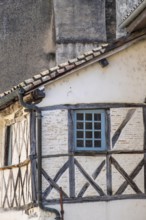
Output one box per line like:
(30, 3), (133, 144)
(42, 110), (68, 155)
(111, 108), (144, 150)
(112, 154), (144, 194)
(74, 156), (106, 196)
(42, 156), (69, 199)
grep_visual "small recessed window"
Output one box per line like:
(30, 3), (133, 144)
(4, 125), (12, 166)
(74, 110), (106, 151)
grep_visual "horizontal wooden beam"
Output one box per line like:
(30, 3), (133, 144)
(40, 103), (146, 111)
(40, 151), (145, 159)
(44, 194), (146, 204)
(0, 159), (30, 170)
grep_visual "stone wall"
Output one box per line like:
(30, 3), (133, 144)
(0, 0), (141, 92)
(116, 0), (140, 37)
(0, 0), (56, 93)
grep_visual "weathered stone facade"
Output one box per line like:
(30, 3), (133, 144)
(0, 0), (139, 93)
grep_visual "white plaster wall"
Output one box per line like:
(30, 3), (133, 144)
(38, 39), (146, 107)
(112, 154), (144, 194)
(1, 200), (146, 220)
(42, 156), (69, 199)
(0, 210), (30, 220)
(75, 156), (106, 196)
(40, 200), (146, 220)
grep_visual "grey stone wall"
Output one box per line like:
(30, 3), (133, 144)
(54, 0), (106, 43)
(116, 0), (140, 38)
(0, 0), (140, 92)
(0, 0), (55, 93)
(54, 0), (106, 64)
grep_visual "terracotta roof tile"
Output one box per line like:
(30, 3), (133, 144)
(93, 47), (102, 52)
(85, 55), (93, 61)
(40, 70), (49, 76)
(75, 59), (86, 66)
(0, 30), (146, 103)
(68, 58), (78, 64)
(77, 54), (85, 60)
(49, 66), (59, 72)
(59, 62), (69, 68)
(24, 78), (34, 84)
(42, 75), (51, 82)
(93, 51), (101, 57)
(65, 64), (75, 71)
(33, 74), (42, 80)
(50, 71), (57, 78)
(56, 68), (65, 75)
(23, 84), (34, 92)
(84, 51), (94, 56)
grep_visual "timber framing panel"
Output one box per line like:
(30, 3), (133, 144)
(38, 104), (146, 204)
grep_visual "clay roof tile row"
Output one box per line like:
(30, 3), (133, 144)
(0, 44), (107, 98)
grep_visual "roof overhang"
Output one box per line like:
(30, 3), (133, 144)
(0, 29), (146, 111)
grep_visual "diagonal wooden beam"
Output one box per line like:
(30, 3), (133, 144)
(2, 170), (11, 208)
(19, 167), (26, 206)
(115, 159), (144, 195)
(41, 168), (68, 198)
(74, 159), (105, 196)
(111, 157), (142, 194)
(112, 109), (136, 147)
(11, 168), (21, 207)
(43, 160), (69, 199)
(77, 160), (105, 197)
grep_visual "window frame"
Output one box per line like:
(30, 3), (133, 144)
(73, 109), (107, 152)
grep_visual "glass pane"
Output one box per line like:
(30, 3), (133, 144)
(77, 140), (84, 147)
(77, 113), (83, 120)
(86, 131), (92, 138)
(85, 113), (92, 121)
(94, 140), (101, 148)
(86, 122), (92, 129)
(85, 140), (92, 147)
(77, 131), (83, 138)
(94, 122), (101, 130)
(94, 131), (101, 139)
(94, 114), (101, 121)
(77, 122), (83, 129)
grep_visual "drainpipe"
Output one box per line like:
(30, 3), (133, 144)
(18, 89), (61, 220)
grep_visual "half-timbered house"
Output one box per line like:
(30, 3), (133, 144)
(1, 25), (146, 219)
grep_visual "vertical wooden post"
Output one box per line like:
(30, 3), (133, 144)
(106, 155), (112, 195)
(68, 110), (75, 198)
(143, 107), (146, 193)
(30, 111), (37, 202)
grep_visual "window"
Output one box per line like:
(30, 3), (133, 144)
(4, 125), (12, 166)
(74, 110), (106, 151)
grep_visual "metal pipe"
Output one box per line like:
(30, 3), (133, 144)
(119, 0), (146, 29)
(59, 187), (64, 220)
(18, 89), (61, 220)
